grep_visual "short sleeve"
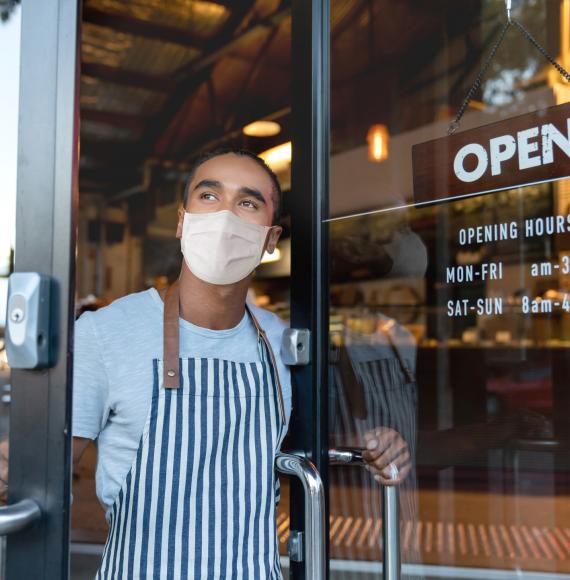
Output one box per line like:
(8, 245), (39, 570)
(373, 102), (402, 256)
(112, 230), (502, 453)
(72, 312), (110, 440)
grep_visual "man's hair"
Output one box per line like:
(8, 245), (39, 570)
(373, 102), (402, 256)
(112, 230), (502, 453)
(183, 148), (282, 223)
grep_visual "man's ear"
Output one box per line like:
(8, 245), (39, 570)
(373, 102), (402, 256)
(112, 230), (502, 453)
(175, 206), (185, 239)
(265, 226), (282, 253)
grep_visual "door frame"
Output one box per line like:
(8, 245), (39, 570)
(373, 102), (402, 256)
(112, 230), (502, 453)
(290, 0), (331, 578)
(7, 0), (80, 577)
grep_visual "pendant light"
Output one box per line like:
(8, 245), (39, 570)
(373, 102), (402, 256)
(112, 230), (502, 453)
(367, 124), (390, 162)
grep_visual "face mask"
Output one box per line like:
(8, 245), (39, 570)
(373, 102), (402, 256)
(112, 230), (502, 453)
(180, 210), (273, 285)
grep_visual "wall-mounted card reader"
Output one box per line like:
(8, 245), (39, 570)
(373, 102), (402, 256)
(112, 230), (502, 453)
(5, 273), (55, 369)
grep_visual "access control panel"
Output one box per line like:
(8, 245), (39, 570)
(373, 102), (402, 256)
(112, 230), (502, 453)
(5, 272), (55, 369)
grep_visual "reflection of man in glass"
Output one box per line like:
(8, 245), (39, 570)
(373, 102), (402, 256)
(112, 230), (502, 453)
(329, 216), (426, 574)
(329, 212), (552, 577)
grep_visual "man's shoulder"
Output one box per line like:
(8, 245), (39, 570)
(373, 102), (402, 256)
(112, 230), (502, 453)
(77, 288), (157, 332)
(247, 303), (287, 335)
(247, 304), (289, 366)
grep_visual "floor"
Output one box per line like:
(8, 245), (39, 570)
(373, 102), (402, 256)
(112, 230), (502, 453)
(70, 552), (100, 580)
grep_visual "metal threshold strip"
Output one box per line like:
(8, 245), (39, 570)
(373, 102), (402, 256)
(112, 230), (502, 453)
(278, 557), (570, 579)
(70, 543), (570, 578)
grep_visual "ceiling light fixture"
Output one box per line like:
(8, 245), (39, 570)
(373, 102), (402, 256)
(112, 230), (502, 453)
(259, 141), (292, 172)
(243, 121), (282, 137)
(367, 124), (390, 162)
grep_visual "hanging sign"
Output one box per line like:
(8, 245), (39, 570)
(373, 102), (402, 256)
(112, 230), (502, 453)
(412, 101), (570, 205)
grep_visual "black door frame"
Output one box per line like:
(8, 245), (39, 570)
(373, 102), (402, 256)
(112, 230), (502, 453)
(290, 0), (330, 578)
(7, 0), (80, 577)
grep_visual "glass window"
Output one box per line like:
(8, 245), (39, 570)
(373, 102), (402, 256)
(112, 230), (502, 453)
(329, 0), (570, 576)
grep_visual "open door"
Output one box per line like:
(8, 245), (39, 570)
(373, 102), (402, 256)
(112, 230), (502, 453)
(4, 0), (80, 578)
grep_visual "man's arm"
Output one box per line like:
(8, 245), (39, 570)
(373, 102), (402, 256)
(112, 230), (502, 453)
(73, 436), (92, 467)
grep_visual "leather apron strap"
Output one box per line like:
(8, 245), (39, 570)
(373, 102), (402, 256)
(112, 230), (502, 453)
(245, 304), (286, 425)
(163, 280), (181, 388)
(162, 283), (286, 425)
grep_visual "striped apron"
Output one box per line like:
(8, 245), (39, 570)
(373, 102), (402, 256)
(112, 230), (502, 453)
(96, 282), (287, 579)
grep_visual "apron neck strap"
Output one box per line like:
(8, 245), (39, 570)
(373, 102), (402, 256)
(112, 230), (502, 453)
(245, 303), (286, 424)
(245, 302), (263, 335)
(163, 280), (181, 388)
(162, 283), (286, 425)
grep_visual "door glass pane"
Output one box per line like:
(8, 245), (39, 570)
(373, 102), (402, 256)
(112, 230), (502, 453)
(329, 0), (570, 577)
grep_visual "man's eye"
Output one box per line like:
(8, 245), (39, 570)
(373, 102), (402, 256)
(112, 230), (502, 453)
(241, 199), (258, 209)
(200, 192), (217, 200)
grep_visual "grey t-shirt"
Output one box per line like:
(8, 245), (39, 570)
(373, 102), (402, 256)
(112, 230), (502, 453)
(72, 288), (292, 513)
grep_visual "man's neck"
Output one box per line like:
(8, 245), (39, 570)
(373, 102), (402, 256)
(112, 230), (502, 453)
(160, 266), (250, 330)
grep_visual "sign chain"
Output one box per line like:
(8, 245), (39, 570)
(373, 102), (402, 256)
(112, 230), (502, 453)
(448, 20), (511, 135)
(512, 19), (570, 84)
(448, 17), (570, 136)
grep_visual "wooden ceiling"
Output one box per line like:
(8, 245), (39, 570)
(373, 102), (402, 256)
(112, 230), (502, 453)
(80, 0), (291, 196)
(79, 0), (487, 203)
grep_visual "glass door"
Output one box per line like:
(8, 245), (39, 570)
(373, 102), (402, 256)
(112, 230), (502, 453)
(3, 0), (80, 578)
(325, 0), (570, 578)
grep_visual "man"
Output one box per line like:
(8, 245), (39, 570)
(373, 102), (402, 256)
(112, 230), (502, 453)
(0, 148), (409, 578)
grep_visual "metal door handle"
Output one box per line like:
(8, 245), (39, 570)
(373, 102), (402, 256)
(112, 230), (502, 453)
(0, 499), (41, 536)
(275, 452), (325, 580)
(382, 485), (400, 580)
(328, 446), (364, 465)
(329, 447), (401, 580)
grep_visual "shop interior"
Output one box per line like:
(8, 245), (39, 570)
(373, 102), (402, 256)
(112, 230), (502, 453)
(2, 0), (570, 577)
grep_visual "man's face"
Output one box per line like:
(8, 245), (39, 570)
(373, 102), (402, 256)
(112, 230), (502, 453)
(176, 153), (282, 253)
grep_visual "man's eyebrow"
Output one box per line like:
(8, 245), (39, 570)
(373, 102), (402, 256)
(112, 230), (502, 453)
(192, 179), (222, 191)
(239, 186), (267, 204)
(192, 179), (267, 205)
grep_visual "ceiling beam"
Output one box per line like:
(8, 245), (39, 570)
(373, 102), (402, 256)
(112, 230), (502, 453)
(79, 103), (290, 165)
(81, 62), (176, 93)
(146, 2), (290, 159)
(82, 6), (204, 50)
(173, 4), (290, 81)
(81, 108), (148, 132)
(80, 167), (139, 185)
(80, 138), (145, 163)
(79, 103), (290, 196)
(222, 25), (280, 131)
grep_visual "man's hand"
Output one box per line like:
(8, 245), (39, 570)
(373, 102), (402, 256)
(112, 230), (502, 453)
(362, 427), (411, 486)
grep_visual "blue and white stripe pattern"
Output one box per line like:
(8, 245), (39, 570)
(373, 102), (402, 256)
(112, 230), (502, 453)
(96, 352), (287, 579)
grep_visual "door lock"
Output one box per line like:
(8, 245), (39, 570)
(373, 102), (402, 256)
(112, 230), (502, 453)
(5, 273), (55, 369)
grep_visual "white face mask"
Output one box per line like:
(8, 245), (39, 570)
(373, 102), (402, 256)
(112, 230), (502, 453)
(180, 210), (273, 285)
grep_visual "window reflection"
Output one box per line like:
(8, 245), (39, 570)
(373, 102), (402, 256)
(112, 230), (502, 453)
(329, 300), (421, 567)
(329, 0), (570, 576)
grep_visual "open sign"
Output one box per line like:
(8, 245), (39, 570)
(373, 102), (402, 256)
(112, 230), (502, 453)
(412, 102), (570, 205)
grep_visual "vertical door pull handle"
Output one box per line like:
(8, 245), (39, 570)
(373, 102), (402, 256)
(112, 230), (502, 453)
(275, 452), (325, 580)
(329, 447), (401, 579)
(382, 484), (401, 579)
